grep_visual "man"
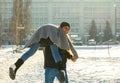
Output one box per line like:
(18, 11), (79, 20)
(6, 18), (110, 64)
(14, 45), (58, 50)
(9, 22), (78, 83)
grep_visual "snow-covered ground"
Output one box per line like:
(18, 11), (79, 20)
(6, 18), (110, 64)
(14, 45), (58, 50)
(1, 45), (120, 83)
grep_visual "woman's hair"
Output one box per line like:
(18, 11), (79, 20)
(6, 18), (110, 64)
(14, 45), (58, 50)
(60, 22), (70, 28)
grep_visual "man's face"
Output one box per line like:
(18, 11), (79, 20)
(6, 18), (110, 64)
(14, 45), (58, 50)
(62, 26), (70, 34)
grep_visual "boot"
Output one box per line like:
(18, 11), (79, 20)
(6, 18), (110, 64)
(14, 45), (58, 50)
(9, 58), (24, 80)
(57, 62), (66, 83)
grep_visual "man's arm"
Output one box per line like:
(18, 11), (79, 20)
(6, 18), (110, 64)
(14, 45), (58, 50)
(66, 49), (77, 62)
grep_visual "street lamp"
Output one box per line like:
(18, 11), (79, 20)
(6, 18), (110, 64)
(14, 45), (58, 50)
(113, 4), (117, 40)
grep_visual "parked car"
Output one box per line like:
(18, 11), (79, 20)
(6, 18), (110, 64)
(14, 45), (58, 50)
(73, 39), (83, 46)
(88, 39), (96, 45)
(102, 40), (120, 45)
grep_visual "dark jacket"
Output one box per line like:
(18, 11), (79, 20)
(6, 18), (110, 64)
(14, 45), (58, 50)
(43, 46), (72, 69)
(39, 37), (72, 69)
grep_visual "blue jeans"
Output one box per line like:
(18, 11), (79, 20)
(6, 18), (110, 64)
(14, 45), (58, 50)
(21, 43), (39, 61)
(45, 68), (69, 83)
(21, 43), (67, 83)
(50, 44), (62, 63)
(21, 43), (62, 63)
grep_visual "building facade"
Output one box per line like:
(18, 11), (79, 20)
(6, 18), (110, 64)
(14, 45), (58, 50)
(31, 0), (120, 35)
(0, 0), (120, 44)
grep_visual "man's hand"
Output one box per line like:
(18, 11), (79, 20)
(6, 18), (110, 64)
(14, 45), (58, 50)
(71, 56), (77, 62)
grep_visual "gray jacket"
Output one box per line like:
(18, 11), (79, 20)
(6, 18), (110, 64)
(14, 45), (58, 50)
(24, 24), (78, 58)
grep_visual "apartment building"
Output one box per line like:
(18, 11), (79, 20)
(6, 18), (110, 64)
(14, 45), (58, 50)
(0, 0), (120, 44)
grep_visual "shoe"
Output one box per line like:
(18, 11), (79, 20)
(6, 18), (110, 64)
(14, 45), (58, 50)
(9, 64), (16, 80)
(59, 70), (66, 83)
(9, 58), (24, 80)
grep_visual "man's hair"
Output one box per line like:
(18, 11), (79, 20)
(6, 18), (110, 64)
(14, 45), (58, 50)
(60, 22), (70, 28)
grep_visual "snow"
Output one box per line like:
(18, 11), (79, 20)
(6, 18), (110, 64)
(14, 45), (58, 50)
(1, 45), (120, 83)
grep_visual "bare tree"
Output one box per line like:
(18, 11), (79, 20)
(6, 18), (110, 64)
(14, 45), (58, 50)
(23, 0), (32, 34)
(0, 0), (6, 46)
(9, 0), (32, 45)
(0, 14), (2, 46)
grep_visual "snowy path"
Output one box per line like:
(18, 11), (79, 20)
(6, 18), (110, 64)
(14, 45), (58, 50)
(1, 45), (120, 83)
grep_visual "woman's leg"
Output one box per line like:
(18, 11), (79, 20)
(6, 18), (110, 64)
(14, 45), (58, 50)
(21, 43), (40, 61)
(9, 43), (39, 80)
(50, 44), (62, 63)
